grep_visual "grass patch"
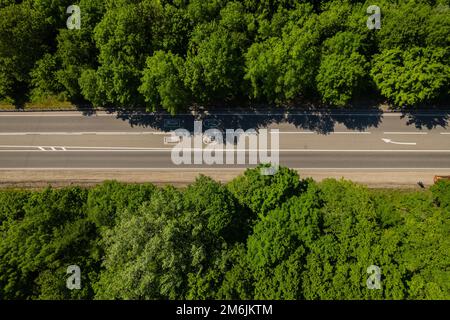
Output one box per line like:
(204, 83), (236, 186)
(0, 101), (16, 110)
(0, 96), (88, 111)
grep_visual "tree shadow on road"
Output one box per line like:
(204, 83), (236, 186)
(111, 106), (385, 135)
(400, 110), (450, 130)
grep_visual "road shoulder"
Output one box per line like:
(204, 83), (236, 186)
(0, 169), (448, 189)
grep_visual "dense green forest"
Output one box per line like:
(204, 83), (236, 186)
(0, 0), (449, 111)
(0, 166), (449, 300)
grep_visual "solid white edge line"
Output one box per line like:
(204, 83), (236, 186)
(0, 131), (374, 135)
(1, 149), (450, 153)
(1, 168), (450, 171)
(0, 112), (447, 117)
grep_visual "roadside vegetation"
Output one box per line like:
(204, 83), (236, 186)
(0, 0), (449, 111)
(0, 166), (449, 300)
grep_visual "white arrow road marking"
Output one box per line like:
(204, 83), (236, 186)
(382, 138), (417, 146)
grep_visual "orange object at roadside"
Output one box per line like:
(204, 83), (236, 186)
(434, 176), (450, 183)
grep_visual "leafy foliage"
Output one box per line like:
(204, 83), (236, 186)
(139, 50), (189, 114)
(371, 47), (450, 106)
(227, 166), (304, 215)
(0, 2), (48, 104)
(1, 0), (448, 108)
(431, 180), (450, 212)
(316, 32), (368, 107)
(1, 168), (449, 300)
(0, 187), (98, 299)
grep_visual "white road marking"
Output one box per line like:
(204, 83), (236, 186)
(1, 168), (450, 171)
(278, 131), (315, 134)
(1, 131), (368, 135)
(0, 131), (372, 135)
(382, 139), (417, 146)
(0, 145), (171, 150)
(383, 132), (427, 135)
(1, 146), (450, 152)
(278, 131), (371, 134)
(0, 132), (169, 136)
(0, 112), (447, 117)
(328, 132), (371, 134)
(0, 114), (104, 117)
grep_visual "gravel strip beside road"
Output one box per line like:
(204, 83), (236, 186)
(0, 170), (448, 189)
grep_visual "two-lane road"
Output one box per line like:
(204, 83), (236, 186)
(0, 111), (449, 171)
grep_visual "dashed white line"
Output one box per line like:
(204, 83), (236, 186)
(0, 132), (169, 136)
(383, 132), (428, 135)
(278, 131), (314, 134)
(330, 132), (371, 135)
(278, 131), (371, 134)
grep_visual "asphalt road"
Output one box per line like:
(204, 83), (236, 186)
(0, 111), (449, 170)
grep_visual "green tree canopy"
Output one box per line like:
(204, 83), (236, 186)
(371, 47), (450, 106)
(80, 0), (164, 107)
(227, 166), (305, 216)
(0, 2), (48, 104)
(139, 50), (189, 114)
(316, 32), (368, 107)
